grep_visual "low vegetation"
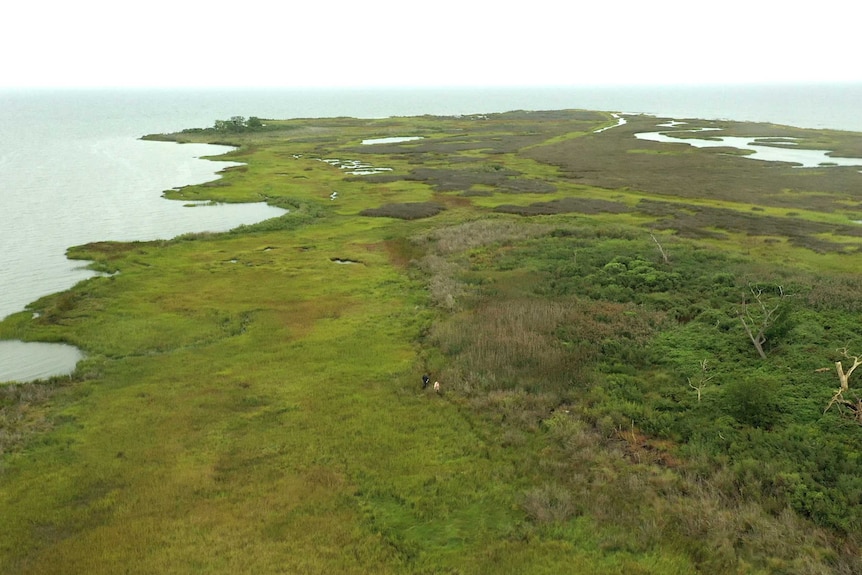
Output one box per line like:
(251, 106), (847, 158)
(3, 110), (862, 573)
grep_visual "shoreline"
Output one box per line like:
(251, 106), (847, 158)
(0, 136), (284, 383)
(3, 107), (862, 571)
(5, 107), (862, 384)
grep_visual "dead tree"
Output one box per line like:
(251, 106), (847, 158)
(649, 232), (670, 265)
(825, 348), (862, 423)
(687, 359), (714, 402)
(737, 284), (788, 359)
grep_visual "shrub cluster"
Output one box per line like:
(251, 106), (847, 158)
(417, 220), (862, 571)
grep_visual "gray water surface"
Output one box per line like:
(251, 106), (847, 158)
(0, 340), (84, 383)
(1, 136), (285, 321)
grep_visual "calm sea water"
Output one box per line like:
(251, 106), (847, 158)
(1, 84), (860, 381)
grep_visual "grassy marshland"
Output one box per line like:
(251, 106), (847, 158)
(3, 110), (862, 573)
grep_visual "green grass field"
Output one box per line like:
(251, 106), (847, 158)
(2, 110), (862, 573)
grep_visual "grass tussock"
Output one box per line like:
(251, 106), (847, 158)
(414, 219), (553, 255)
(639, 199), (862, 252)
(0, 381), (63, 457)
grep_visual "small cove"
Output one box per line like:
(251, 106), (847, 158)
(1, 111), (287, 382)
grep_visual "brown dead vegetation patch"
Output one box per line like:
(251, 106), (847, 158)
(379, 238), (426, 268)
(0, 381), (63, 456)
(638, 199), (862, 252)
(359, 202), (446, 220)
(357, 167), (556, 195)
(617, 427), (682, 468)
(344, 110), (610, 160)
(495, 197), (634, 216)
(522, 116), (862, 213)
(410, 167), (557, 194)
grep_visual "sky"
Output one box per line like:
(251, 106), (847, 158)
(3, 0), (860, 89)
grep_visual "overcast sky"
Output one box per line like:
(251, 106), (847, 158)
(4, 0), (860, 89)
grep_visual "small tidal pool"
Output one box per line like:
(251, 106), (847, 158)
(0, 340), (83, 383)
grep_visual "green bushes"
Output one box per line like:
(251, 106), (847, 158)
(417, 214), (862, 569)
(597, 256), (682, 293)
(722, 375), (782, 428)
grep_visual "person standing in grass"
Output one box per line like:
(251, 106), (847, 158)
(422, 374), (430, 389)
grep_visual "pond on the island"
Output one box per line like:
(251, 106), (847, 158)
(636, 125), (862, 169)
(0, 340), (83, 383)
(361, 136), (423, 145)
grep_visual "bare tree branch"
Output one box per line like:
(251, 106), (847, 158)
(825, 348), (862, 421)
(737, 284), (787, 359)
(649, 232), (670, 265)
(835, 347), (862, 391)
(687, 358), (714, 402)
